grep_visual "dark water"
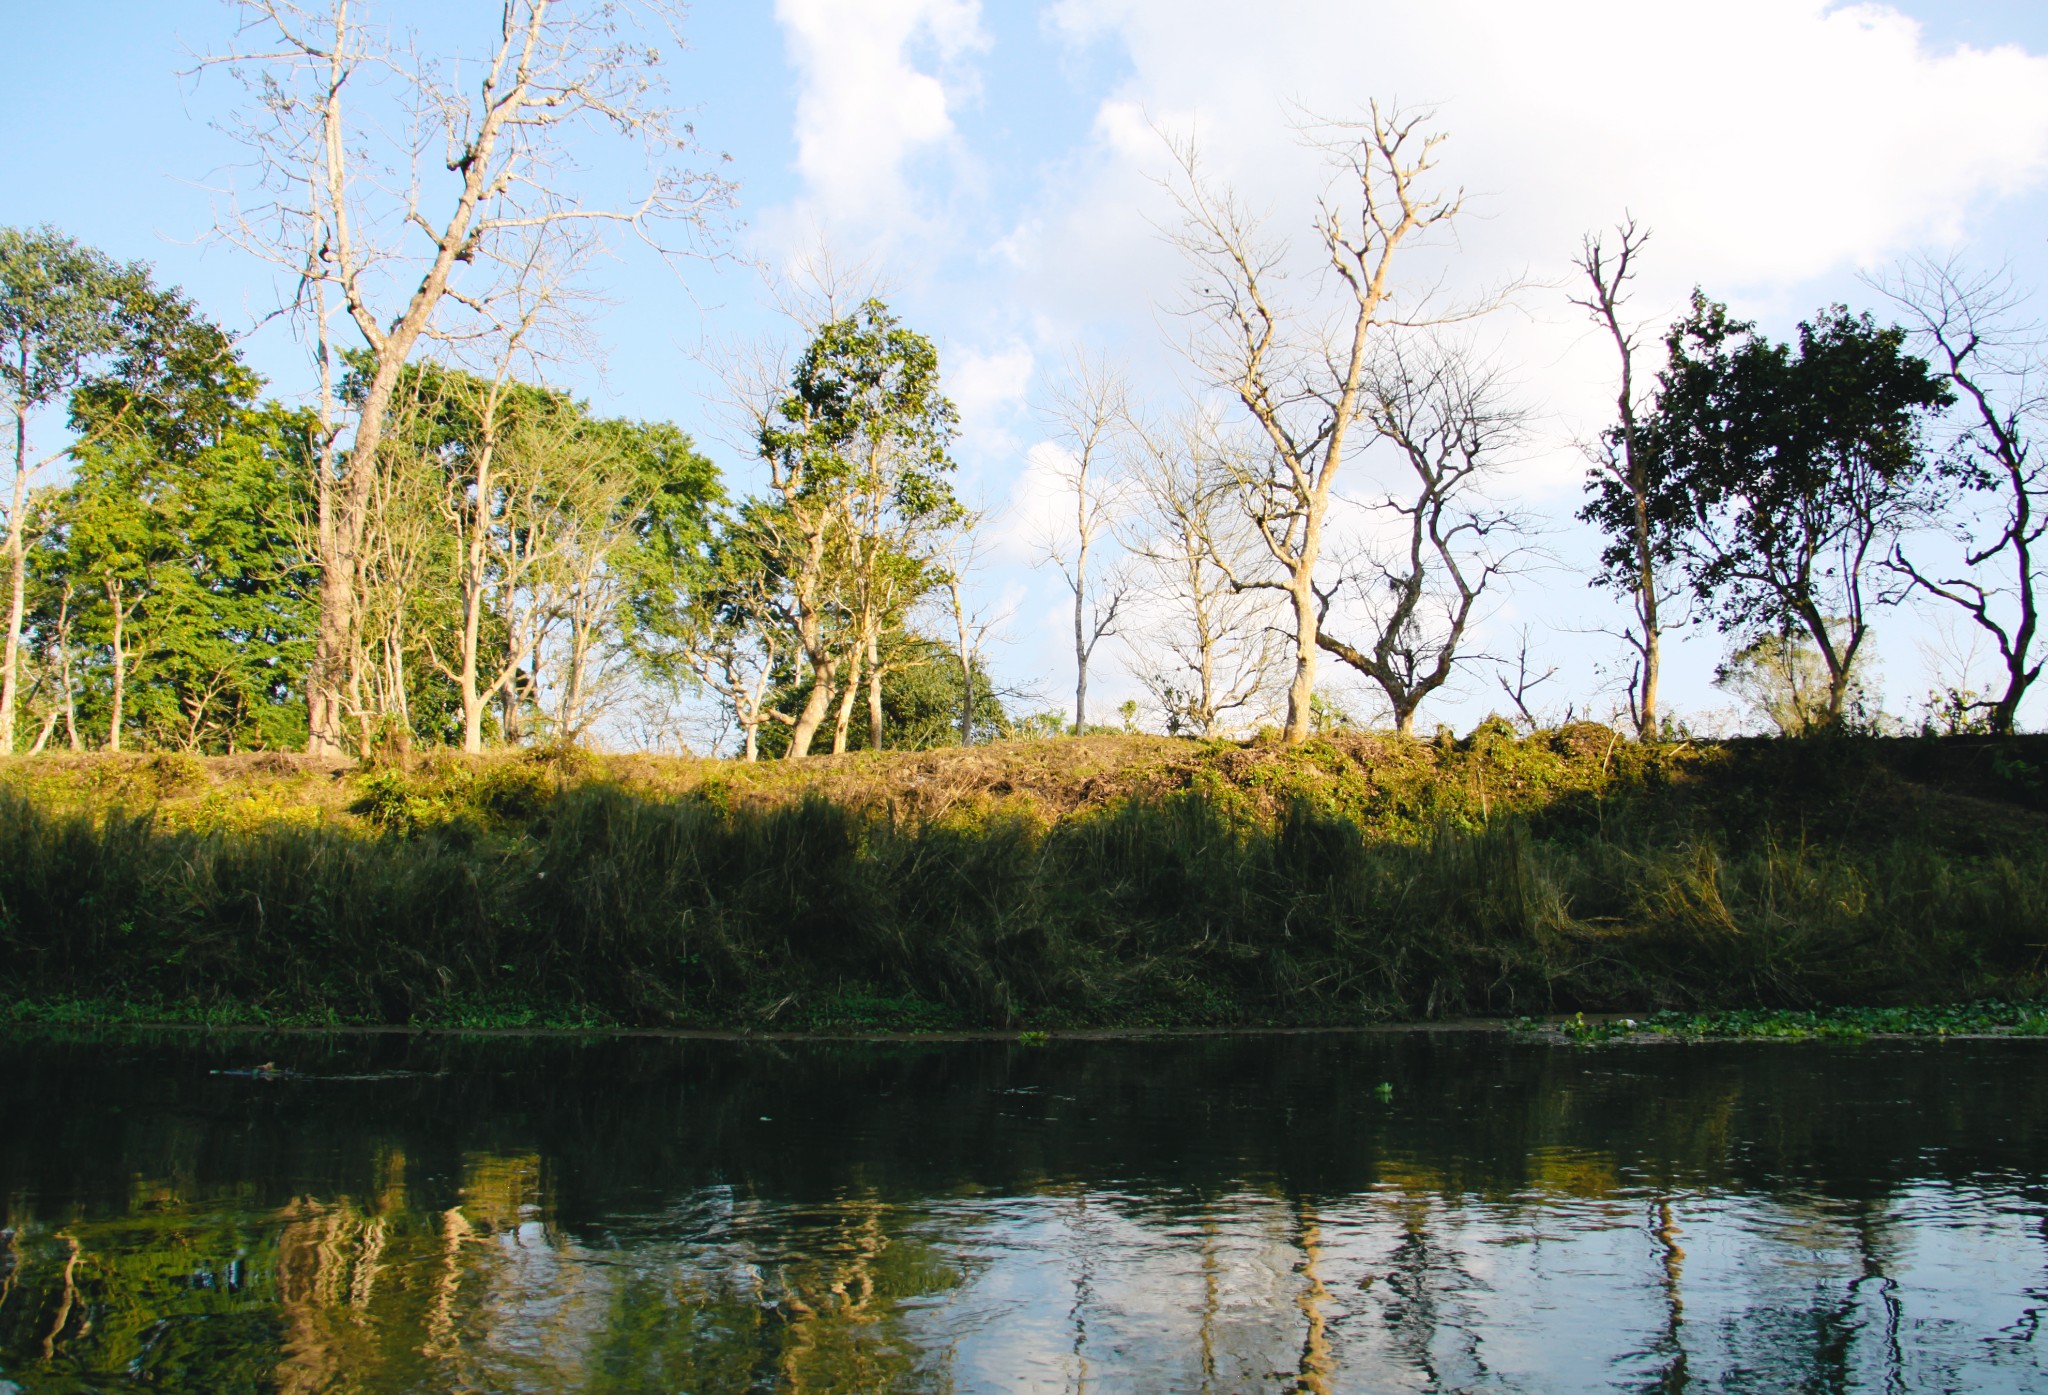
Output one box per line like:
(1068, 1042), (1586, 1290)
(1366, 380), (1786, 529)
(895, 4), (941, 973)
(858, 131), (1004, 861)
(1, 1031), (2046, 1393)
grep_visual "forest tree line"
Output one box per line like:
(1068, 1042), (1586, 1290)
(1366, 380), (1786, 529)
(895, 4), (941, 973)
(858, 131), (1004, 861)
(0, 3), (2041, 759)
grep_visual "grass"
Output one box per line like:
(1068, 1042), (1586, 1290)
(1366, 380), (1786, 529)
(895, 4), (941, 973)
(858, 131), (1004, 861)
(2, 725), (2045, 1032)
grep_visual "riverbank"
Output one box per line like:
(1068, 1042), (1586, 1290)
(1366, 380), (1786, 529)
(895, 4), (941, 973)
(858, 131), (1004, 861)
(3, 727), (2045, 1031)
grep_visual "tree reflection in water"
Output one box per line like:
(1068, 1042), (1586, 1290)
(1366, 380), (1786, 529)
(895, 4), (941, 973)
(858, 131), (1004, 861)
(1, 1031), (2045, 1392)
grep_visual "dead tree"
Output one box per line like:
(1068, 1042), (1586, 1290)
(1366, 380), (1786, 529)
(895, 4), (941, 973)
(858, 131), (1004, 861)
(938, 522), (1005, 746)
(1314, 336), (1529, 736)
(1570, 217), (1673, 738)
(1035, 352), (1132, 732)
(1121, 412), (1285, 735)
(1166, 104), (1463, 743)
(1872, 256), (2044, 733)
(1494, 624), (1559, 730)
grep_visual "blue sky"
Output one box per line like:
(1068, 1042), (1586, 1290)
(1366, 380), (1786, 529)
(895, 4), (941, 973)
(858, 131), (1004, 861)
(9, 1), (2048, 737)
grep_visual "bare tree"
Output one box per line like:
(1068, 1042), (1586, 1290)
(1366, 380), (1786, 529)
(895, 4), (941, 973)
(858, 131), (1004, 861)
(1494, 623), (1559, 730)
(938, 521), (1006, 746)
(1314, 336), (1530, 735)
(1165, 105), (1464, 743)
(203, 0), (732, 758)
(1871, 256), (2045, 733)
(1571, 217), (1674, 738)
(1121, 411), (1285, 736)
(1035, 352), (1132, 732)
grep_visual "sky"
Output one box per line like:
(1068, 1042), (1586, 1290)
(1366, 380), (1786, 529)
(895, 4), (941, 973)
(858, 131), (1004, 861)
(7, 0), (2048, 740)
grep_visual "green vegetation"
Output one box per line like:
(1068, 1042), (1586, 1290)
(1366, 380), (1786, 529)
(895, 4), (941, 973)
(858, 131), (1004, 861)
(3, 727), (2043, 1032)
(1529, 1000), (2048, 1044)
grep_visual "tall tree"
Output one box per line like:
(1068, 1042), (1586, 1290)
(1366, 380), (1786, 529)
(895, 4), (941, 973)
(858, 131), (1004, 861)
(0, 226), (142, 752)
(41, 286), (314, 751)
(206, 0), (732, 758)
(1638, 295), (1951, 725)
(1167, 105), (1464, 743)
(1872, 257), (2045, 734)
(379, 361), (715, 753)
(1572, 217), (1674, 739)
(750, 299), (961, 758)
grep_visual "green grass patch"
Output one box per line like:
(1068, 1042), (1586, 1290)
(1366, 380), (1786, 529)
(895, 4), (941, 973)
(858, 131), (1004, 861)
(1523, 1001), (2048, 1044)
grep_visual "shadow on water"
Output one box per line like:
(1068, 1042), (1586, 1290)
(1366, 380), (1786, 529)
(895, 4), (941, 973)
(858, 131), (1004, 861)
(1, 1031), (2045, 1392)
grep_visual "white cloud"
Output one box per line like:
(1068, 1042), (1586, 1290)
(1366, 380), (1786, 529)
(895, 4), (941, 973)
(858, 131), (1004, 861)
(948, 340), (1034, 431)
(1013, 0), (2048, 496)
(773, 0), (988, 241)
(990, 438), (1074, 564)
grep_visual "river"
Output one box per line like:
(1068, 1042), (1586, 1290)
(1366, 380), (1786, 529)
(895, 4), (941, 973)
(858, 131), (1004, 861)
(1, 1030), (2044, 1392)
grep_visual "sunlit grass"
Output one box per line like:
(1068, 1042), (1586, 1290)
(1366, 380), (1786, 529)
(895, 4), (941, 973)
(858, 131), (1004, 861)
(2, 728), (2044, 1029)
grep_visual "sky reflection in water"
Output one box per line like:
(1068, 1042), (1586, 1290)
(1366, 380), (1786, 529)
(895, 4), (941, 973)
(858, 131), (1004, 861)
(1, 1031), (2044, 1392)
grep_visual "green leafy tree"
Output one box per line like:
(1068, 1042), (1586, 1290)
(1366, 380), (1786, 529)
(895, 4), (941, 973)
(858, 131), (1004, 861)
(569, 417), (723, 742)
(1629, 294), (1951, 725)
(38, 285), (315, 750)
(0, 225), (145, 750)
(751, 299), (964, 757)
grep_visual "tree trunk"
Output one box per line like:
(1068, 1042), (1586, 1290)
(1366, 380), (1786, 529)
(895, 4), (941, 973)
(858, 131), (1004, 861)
(1283, 575), (1318, 744)
(0, 403), (28, 754)
(1633, 491), (1661, 739)
(562, 615), (593, 743)
(62, 654), (79, 751)
(1197, 637), (1217, 738)
(501, 665), (528, 746)
(1638, 633), (1661, 739)
(55, 585), (79, 751)
(960, 657), (974, 746)
(831, 647), (863, 754)
(743, 721), (759, 762)
(461, 690), (486, 754)
(787, 658), (837, 759)
(456, 436), (497, 755)
(306, 439), (353, 760)
(866, 631), (885, 751)
(106, 583), (126, 753)
(1073, 539), (1089, 733)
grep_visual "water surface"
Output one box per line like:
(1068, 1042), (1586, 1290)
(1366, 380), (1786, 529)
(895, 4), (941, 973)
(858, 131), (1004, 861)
(1, 1030), (2044, 1392)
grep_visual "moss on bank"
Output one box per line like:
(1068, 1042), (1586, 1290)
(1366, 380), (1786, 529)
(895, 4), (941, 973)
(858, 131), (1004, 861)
(2, 727), (2045, 1030)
